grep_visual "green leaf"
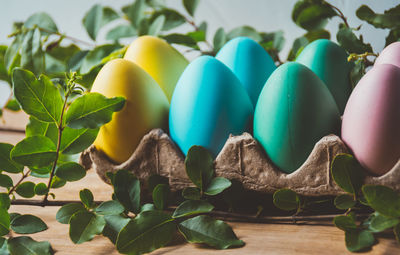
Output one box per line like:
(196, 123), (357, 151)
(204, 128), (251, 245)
(79, 44), (121, 74)
(69, 211), (105, 244)
(394, 223), (400, 243)
(102, 215), (130, 244)
(183, 0), (200, 16)
(95, 200), (124, 216)
(226, 26), (262, 42)
(26, 116), (99, 155)
(152, 184), (170, 210)
(362, 185), (400, 218)
(25, 12), (58, 33)
(336, 25), (373, 54)
(10, 214), (47, 234)
(185, 146), (214, 191)
(34, 183), (48, 195)
(148, 15), (165, 36)
(334, 194), (356, 210)
(333, 214), (357, 231)
(12, 68), (63, 123)
(356, 5), (400, 29)
(287, 36), (309, 61)
(5, 99), (21, 112)
(8, 236), (53, 255)
(0, 194), (10, 210)
(259, 30), (285, 52)
(204, 177), (231, 196)
(113, 170), (140, 214)
(147, 174), (169, 193)
(291, 0), (337, 31)
(331, 154), (365, 195)
(4, 35), (21, 74)
(50, 176), (66, 189)
(179, 215), (244, 249)
(15, 182), (35, 198)
(116, 210), (176, 254)
(162, 34), (198, 48)
(386, 28), (400, 47)
(187, 31), (205, 43)
(55, 162), (86, 182)
(79, 189), (94, 208)
(20, 28), (45, 75)
(106, 24), (137, 41)
(65, 92), (125, 129)
(0, 174), (12, 189)
(125, 0), (146, 28)
(273, 189), (300, 211)
(350, 59), (365, 88)
(82, 5), (119, 40)
(304, 29), (330, 41)
(369, 213), (400, 232)
(0, 143), (23, 173)
(140, 203), (156, 212)
(213, 28), (226, 53)
(345, 229), (374, 252)
(0, 208), (10, 236)
(151, 9), (186, 31)
(56, 203), (86, 224)
(11, 136), (56, 168)
(182, 187), (201, 200)
(173, 200), (214, 219)
(0, 46), (9, 82)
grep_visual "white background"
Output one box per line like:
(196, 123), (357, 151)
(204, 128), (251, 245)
(0, 0), (399, 105)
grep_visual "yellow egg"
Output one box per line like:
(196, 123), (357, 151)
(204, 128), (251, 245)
(91, 59), (169, 163)
(124, 36), (189, 101)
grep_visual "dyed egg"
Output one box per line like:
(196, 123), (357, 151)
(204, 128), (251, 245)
(169, 56), (254, 156)
(342, 64), (400, 175)
(254, 62), (341, 174)
(216, 37), (276, 106)
(91, 59), (169, 163)
(296, 39), (352, 114)
(124, 36), (189, 102)
(374, 42), (400, 68)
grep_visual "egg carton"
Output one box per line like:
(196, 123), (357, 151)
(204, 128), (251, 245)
(80, 129), (400, 196)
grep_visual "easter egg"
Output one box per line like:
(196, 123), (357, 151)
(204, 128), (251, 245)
(296, 39), (352, 114)
(254, 62), (341, 174)
(216, 37), (276, 106)
(342, 64), (400, 175)
(169, 56), (254, 157)
(374, 42), (400, 68)
(124, 36), (189, 102)
(91, 59), (169, 163)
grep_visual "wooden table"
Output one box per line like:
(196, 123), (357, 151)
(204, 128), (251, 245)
(1, 110), (399, 255)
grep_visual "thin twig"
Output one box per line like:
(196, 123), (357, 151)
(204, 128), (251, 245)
(184, 16), (214, 53)
(8, 170), (31, 196)
(325, 1), (350, 28)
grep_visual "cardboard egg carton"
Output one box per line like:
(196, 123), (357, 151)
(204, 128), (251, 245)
(80, 129), (400, 196)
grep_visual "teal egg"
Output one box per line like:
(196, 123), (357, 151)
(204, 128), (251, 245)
(216, 37), (276, 106)
(296, 39), (352, 114)
(169, 56), (254, 157)
(254, 62), (341, 173)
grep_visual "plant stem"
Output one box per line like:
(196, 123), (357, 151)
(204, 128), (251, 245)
(325, 1), (350, 28)
(184, 16), (214, 53)
(8, 170), (31, 196)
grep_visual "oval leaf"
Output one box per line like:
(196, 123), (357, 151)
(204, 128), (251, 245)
(34, 183), (48, 195)
(12, 68), (63, 123)
(0, 174), (13, 188)
(204, 177), (231, 196)
(8, 236), (53, 255)
(369, 213), (400, 232)
(56, 203), (87, 224)
(69, 211), (105, 244)
(182, 187), (201, 200)
(0, 193), (11, 209)
(273, 189), (300, 211)
(10, 214), (47, 234)
(56, 162), (86, 182)
(65, 92), (125, 129)
(15, 182), (36, 198)
(0, 143), (23, 173)
(345, 229), (374, 252)
(11, 136), (56, 168)
(185, 146), (214, 191)
(173, 200), (214, 219)
(362, 185), (400, 218)
(0, 208), (10, 236)
(334, 194), (356, 210)
(95, 200), (124, 216)
(113, 170), (140, 214)
(116, 210), (176, 254)
(178, 215), (244, 249)
(152, 184), (170, 210)
(80, 189), (94, 208)
(331, 154), (365, 195)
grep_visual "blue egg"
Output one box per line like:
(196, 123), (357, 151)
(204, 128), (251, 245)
(216, 37), (276, 106)
(169, 56), (254, 157)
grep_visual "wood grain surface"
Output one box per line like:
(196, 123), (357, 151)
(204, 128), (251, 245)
(1, 110), (399, 255)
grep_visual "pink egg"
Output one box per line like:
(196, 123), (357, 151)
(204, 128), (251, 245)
(342, 64), (400, 176)
(375, 42), (400, 68)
